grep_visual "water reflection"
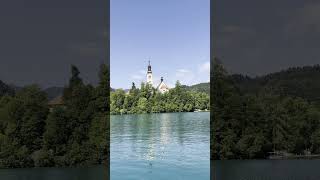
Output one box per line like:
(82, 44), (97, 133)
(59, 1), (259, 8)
(0, 165), (107, 180)
(111, 113), (209, 160)
(212, 160), (320, 180)
(111, 112), (210, 180)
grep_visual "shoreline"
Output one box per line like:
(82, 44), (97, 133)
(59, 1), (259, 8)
(111, 110), (210, 116)
(0, 164), (106, 170)
(212, 155), (320, 161)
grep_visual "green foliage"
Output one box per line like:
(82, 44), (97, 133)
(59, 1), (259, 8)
(31, 149), (54, 167)
(43, 107), (70, 152)
(211, 58), (320, 160)
(231, 65), (320, 105)
(183, 83), (209, 95)
(110, 81), (210, 115)
(0, 64), (109, 168)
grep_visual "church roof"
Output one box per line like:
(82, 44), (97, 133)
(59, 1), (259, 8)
(157, 81), (169, 90)
(48, 95), (64, 106)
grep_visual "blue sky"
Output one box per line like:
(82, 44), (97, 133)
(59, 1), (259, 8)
(111, 0), (210, 89)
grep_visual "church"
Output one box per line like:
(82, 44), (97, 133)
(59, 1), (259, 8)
(146, 61), (170, 93)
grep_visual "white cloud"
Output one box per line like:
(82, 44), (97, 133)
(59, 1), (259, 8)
(130, 69), (147, 81)
(129, 69), (148, 88)
(176, 69), (190, 73)
(131, 75), (143, 80)
(128, 61), (210, 88)
(175, 69), (195, 85)
(172, 62), (210, 86)
(198, 61), (210, 73)
(139, 70), (146, 75)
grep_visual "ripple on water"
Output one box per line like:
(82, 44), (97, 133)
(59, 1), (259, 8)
(111, 112), (210, 180)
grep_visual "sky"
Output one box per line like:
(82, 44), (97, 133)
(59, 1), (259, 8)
(110, 0), (210, 89)
(213, 0), (320, 77)
(2, 0), (318, 88)
(0, 0), (107, 88)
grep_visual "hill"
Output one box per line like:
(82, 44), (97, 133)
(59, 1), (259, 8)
(212, 60), (320, 160)
(231, 64), (320, 104)
(112, 83), (210, 95)
(185, 83), (209, 94)
(0, 82), (65, 101)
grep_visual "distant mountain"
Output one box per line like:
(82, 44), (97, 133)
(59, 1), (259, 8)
(231, 64), (320, 104)
(9, 85), (23, 93)
(186, 83), (210, 94)
(43, 87), (64, 100)
(0, 82), (64, 101)
(0, 80), (14, 97)
(110, 88), (129, 93)
(181, 83), (209, 94)
(111, 83), (210, 95)
(124, 89), (130, 93)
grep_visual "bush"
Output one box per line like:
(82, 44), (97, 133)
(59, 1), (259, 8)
(31, 149), (54, 167)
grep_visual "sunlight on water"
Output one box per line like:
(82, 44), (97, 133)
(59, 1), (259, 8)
(111, 112), (210, 180)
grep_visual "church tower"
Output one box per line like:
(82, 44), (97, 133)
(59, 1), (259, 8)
(147, 60), (153, 86)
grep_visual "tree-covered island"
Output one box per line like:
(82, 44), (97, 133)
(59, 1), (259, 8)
(110, 81), (210, 115)
(110, 61), (210, 115)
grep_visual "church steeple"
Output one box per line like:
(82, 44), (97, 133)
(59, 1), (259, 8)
(146, 60), (153, 85)
(131, 82), (136, 89)
(148, 60), (152, 72)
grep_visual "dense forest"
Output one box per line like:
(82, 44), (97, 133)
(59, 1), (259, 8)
(231, 65), (320, 107)
(110, 81), (210, 115)
(211, 58), (320, 160)
(0, 65), (109, 168)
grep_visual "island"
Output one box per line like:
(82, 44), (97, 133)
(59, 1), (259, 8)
(110, 62), (209, 115)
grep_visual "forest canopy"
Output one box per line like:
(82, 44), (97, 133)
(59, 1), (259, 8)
(0, 64), (109, 168)
(211, 58), (320, 160)
(110, 81), (210, 115)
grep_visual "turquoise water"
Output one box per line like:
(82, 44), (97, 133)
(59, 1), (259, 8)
(111, 112), (210, 180)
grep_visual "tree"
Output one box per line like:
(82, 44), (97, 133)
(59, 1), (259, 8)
(211, 57), (239, 159)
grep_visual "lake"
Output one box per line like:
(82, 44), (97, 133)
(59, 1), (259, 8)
(0, 165), (108, 180)
(111, 112), (210, 180)
(212, 160), (320, 180)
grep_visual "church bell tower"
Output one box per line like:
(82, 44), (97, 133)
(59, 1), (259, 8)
(147, 60), (153, 86)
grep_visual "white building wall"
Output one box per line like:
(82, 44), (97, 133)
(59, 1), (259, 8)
(147, 72), (153, 85)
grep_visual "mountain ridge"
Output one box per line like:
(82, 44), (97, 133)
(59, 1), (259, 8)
(230, 64), (320, 104)
(111, 82), (210, 95)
